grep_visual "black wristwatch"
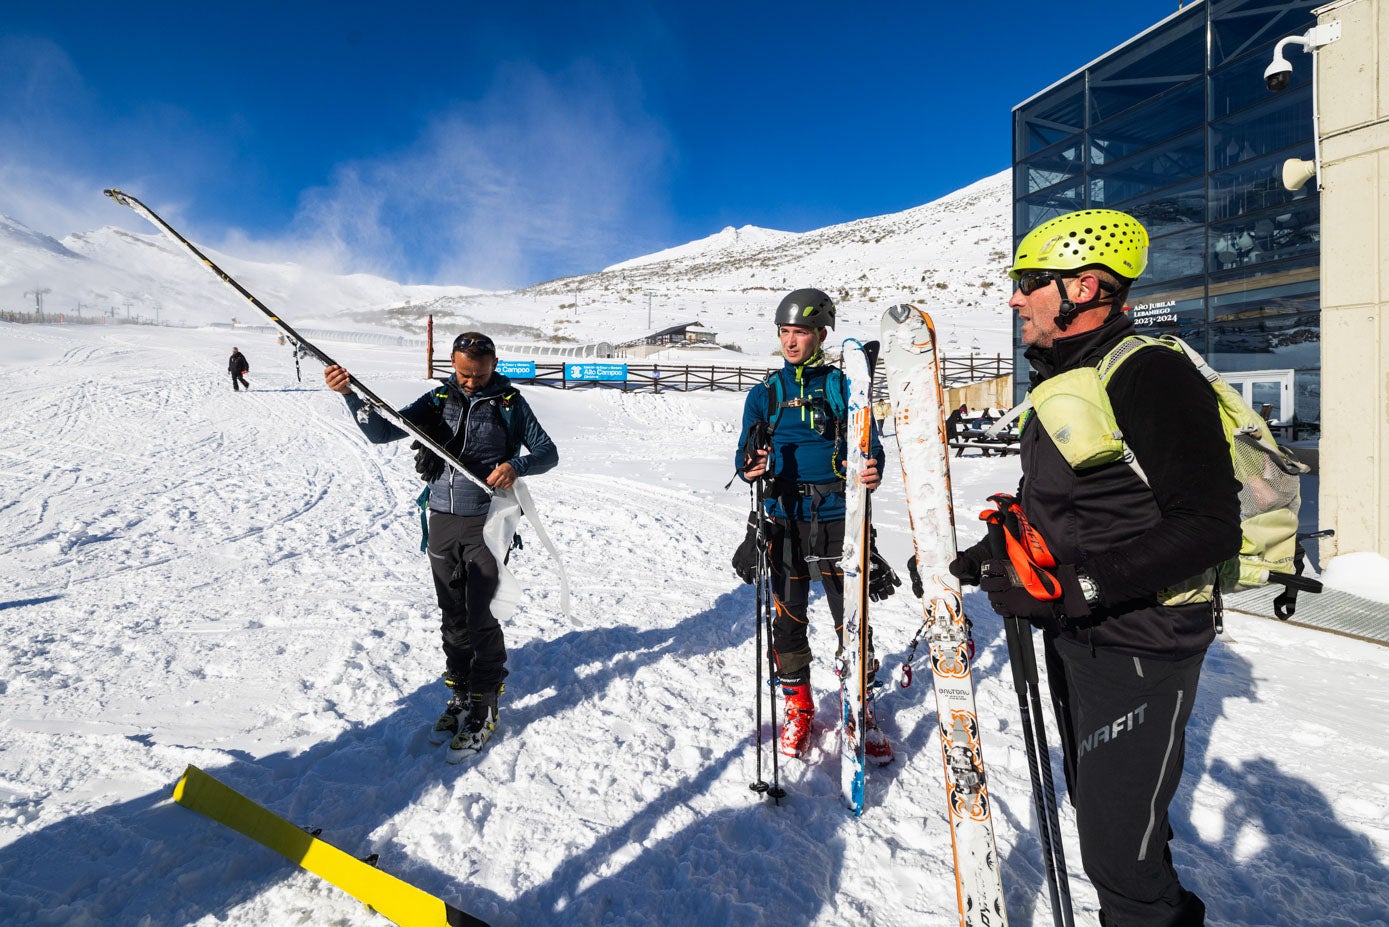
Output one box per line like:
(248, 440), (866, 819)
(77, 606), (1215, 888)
(1075, 567), (1101, 606)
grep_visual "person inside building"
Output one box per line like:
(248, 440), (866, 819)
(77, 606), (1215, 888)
(323, 332), (558, 761)
(734, 288), (899, 763)
(952, 209), (1240, 926)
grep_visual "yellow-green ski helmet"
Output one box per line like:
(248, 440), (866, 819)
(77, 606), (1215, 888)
(1010, 209), (1149, 282)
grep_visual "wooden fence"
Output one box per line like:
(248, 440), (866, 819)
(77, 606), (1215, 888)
(940, 354), (1011, 387)
(428, 355), (1013, 394)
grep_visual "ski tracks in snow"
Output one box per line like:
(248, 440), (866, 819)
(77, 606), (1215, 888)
(4, 327), (1388, 927)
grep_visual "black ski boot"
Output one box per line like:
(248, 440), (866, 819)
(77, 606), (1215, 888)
(447, 685), (502, 763)
(429, 674), (468, 746)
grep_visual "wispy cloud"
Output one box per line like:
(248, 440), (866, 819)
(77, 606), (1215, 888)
(0, 36), (116, 235)
(229, 60), (675, 287)
(1, 36), (673, 289)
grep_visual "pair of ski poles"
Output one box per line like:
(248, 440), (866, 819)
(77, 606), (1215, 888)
(748, 472), (788, 803)
(988, 518), (1076, 927)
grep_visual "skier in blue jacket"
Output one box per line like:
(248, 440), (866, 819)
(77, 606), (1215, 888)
(325, 332), (557, 760)
(735, 288), (897, 761)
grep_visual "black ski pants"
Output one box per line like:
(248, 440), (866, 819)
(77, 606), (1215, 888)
(231, 371), (249, 391)
(767, 517), (844, 686)
(1046, 635), (1207, 927)
(427, 510), (507, 693)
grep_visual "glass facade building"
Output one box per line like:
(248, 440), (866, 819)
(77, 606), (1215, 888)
(1012, 0), (1322, 436)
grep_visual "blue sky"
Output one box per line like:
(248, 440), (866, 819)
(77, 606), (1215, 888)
(2, 1), (1183, 288)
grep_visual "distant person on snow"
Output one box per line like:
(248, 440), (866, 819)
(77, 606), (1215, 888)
(229, 347), (250, 391)
(733, 288), (899, 762)
(952, 209), (1240, 926)
(323, 332), (558, 761)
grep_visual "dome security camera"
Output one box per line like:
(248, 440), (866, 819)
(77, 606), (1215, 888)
(1264, 54), (1294, 92)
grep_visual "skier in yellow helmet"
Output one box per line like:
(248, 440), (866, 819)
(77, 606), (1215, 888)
(953, 209), (1241, 926)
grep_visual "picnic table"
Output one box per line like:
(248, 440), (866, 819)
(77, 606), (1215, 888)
(949, 428), (1021, 457)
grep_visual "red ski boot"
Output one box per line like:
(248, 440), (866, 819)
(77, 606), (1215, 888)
(865, 702), (895, 766)
(864, 662), (894, 766)
(779, 683), (814, 758)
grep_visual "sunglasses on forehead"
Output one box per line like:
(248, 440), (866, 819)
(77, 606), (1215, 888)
(452, 335), (496, 354)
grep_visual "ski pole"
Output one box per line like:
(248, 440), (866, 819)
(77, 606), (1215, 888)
(1004, 617), (1075, 927)
(761, 560), (786, 803)
(750, 487), (769, 796)
(990, 521), (1074, 927)
(1030, 636), (1075, 927)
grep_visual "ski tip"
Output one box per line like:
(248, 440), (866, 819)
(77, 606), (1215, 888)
(886, 304), (917, 323)
(103, 188), (127, 203)
(862, 340), (881, 369)
(171, 763), (203, 804)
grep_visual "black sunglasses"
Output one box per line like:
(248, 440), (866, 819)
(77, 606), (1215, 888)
(1014, 270), (1071, 295)
(452, 335), (496, 354)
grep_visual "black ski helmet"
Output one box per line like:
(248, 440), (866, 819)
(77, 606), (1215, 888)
(774, 288), (835, 330)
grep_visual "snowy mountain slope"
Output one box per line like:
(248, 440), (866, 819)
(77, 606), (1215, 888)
(605, 224), (799, 272)
(440, 172), (1016, 357)
(0, 217), (85, 291)
(0, 216), (488, 328)
(1, 323), (1386, 927)
(1, 169), (1015, 359)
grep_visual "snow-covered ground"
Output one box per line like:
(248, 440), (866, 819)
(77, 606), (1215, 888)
(2, 322), (1387, 927)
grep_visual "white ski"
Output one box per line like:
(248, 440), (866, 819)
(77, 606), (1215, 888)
(881, 305), (1008, 926)
(838, 338), (876, 815)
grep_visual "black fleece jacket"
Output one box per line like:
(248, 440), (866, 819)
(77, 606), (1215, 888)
(1019, 312), (1242, 656)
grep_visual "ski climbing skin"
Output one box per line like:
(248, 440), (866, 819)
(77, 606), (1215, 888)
(881, 306), (1009, 927)
(173, 765), (489, 927)
(102, 188), (571, 618)
(837, 338), (876, 815)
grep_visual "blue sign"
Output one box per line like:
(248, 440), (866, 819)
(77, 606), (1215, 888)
(497, 359), (536, 378)
(565, 362), (628, 382)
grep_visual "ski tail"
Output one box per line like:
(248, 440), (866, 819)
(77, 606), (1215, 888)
(173, 765), (489, 927)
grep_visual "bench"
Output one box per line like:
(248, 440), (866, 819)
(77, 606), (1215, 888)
(949, 439), (1020, 457)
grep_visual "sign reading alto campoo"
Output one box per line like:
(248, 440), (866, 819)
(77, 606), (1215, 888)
(565, 362), (628, 382)
(497, 359), (537, 378)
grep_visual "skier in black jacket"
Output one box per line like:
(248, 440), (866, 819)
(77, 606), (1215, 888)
(324, 332), (558, 761)
(228, 347), (250, 391)
(954, 209), (1240, 926)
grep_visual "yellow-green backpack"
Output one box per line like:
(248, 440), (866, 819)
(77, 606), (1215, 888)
(1095, 335), (1321, 617)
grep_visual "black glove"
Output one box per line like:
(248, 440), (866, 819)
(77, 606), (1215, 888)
(732, 513), (762, 584)
(411, 440), (444, 482)
(981, 559), (1054, 623)
(981, 560), (1093, 626)
(868, 548), (901, 602)
(949, 537), (992, 587)
(906, 554), (923, 598)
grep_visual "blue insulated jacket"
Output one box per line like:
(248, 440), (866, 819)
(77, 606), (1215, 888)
(344, 373), (558, 517)
(736, 359), (884, 522)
